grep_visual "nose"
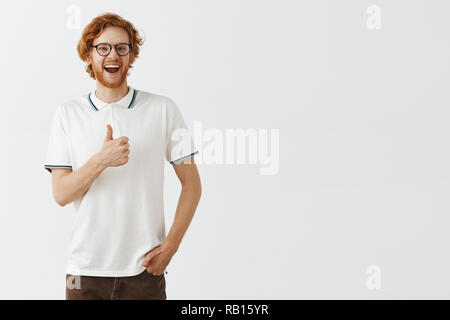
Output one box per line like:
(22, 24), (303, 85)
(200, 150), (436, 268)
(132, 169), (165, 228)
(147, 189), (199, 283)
(107, 46), (120, 58)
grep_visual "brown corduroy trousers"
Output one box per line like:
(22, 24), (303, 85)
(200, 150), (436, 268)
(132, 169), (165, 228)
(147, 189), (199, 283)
(65, 269), (166, 300)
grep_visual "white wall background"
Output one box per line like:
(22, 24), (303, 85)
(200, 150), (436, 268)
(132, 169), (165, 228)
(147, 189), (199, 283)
(1, 0), (449, 299)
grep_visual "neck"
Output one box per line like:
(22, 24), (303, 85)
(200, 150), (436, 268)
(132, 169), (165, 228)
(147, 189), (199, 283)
(95, 81), (129, 103)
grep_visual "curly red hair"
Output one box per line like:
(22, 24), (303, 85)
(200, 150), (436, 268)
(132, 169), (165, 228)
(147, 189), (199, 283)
(77, 13), (144, 79)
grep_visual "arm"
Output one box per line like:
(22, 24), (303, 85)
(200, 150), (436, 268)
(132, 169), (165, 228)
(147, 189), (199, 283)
(164, 156), (202, 253)
(142, 156), (202, 275)
(50, 124), (130, 207)
(51, 153), (106, 207)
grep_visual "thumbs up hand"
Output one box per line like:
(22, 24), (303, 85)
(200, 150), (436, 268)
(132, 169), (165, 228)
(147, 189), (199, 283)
(97, 124), (130, 168)
(104, 123), (114, 143)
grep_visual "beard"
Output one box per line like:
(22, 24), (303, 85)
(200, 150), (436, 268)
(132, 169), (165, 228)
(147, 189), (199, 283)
(92, 62), (130, 88)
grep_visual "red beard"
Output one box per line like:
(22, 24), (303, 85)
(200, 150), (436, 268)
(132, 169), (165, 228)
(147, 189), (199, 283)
(92, 62), (130, 88)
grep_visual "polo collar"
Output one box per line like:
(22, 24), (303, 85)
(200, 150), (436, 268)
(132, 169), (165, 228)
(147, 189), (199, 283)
(88, 86), (137, 111)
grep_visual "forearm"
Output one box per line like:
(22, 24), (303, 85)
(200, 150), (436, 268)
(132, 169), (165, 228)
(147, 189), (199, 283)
(164, 182), (202, 252)
(54, 153), (106, 206)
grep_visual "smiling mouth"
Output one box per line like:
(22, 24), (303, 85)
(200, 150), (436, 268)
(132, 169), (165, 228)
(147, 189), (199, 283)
(104, 65), (120, 73)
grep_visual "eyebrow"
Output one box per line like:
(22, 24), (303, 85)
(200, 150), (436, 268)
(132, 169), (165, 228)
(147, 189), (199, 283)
(92, 42), (130, 46)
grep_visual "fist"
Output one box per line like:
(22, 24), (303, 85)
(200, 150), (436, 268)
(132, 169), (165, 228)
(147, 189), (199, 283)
(97, 124), (130, 168)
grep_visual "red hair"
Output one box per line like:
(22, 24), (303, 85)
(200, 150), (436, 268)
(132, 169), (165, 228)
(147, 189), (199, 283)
(77, 13), (144, 79)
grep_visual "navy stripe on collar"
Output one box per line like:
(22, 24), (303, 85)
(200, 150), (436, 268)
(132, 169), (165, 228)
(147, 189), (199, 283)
(87, 93), (98, 111)
(87, 89), (137, 111)
(129, 89), (137, 109)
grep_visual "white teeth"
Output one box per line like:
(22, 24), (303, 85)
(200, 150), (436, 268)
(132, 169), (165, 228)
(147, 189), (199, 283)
(105, 65), (120, 68)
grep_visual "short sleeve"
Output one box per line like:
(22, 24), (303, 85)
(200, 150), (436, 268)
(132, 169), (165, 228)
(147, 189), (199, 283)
(44, 105), (73, 173)
(164, 96), (199, 164)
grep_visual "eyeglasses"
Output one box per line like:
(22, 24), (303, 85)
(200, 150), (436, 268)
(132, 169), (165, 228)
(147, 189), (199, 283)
(91, 43), (132, 56)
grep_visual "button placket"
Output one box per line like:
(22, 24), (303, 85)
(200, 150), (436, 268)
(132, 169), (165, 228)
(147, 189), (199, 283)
(110, 104), (121, 138)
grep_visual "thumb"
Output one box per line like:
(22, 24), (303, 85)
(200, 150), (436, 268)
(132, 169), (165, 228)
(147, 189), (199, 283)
(142, 250), (157, 267)
(104, 124), (113, 142)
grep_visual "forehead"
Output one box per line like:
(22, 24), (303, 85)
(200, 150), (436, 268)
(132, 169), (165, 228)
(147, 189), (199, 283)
(94, 26), (130, 44)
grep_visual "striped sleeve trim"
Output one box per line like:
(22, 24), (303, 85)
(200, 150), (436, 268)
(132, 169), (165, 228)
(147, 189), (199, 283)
(170, 151), (199, 164)
(44, 165), (73, 173)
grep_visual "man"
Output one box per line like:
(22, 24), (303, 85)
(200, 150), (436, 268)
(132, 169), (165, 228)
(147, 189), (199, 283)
(44, 13), (202, 300)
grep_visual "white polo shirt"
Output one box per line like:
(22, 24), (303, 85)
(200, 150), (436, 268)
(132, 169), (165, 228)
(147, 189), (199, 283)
(44, 86), (199, 277)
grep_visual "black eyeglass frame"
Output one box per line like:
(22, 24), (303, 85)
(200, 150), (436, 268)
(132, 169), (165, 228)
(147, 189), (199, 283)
(90, 43), (132, 56)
